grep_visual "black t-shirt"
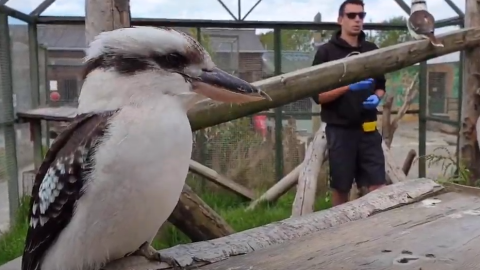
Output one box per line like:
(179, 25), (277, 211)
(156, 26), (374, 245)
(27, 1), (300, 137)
(311, 30), (386, 127)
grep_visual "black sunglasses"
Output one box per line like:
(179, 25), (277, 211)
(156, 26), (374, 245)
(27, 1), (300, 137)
(344, 12), (366, 20)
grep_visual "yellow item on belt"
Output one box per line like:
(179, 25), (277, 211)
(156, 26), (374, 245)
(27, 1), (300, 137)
(362, 121), (376, 132)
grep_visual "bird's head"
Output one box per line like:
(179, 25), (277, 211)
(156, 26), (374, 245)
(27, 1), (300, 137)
(78, 26), (269, 112)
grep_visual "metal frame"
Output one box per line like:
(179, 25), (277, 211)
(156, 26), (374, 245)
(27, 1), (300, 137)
(0, 0), (466, 218)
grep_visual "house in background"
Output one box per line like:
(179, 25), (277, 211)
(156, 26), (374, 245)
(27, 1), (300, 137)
(9, 25), (266, 107)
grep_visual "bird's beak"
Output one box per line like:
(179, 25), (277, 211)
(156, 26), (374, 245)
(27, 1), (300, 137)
(191, 67), (270, 104)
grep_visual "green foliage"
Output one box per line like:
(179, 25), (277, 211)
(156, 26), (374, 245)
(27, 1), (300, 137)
(189, 28), (215, 57)
(259, 29), (334, 51)
(371, 16), (409, 48)
(423, 146), (471, 185)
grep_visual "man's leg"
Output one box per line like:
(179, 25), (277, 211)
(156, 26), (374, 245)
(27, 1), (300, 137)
(357, 130), (386, 192)
(325, 125), (358, 206)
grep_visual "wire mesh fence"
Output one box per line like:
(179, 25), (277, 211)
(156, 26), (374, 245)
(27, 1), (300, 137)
(0, 16), (466, 230)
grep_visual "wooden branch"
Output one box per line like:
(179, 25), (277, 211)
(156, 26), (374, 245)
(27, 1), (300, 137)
(167, 184), (234, 242)
(246, 163), (302, 211)
(85, 0), (131, 43)
(381, 95), (394, 145)
(292, 123), (327, 217)
(459, 1), (480, 183)
(189, 160), (255, 201)
(402, 149), (417, 176)
(0, 179), (443, 270)
(387, 72), (419, 147)
(100, 179), (443, 270)
(382, 142), (407, 183)
(188, 28), (480, 132)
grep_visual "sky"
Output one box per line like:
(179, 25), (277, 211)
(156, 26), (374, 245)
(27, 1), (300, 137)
(5, 0), (465, 31)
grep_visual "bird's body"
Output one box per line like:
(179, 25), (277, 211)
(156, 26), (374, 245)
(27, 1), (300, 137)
(407, 0), (443, 47)
(40, 97), (192, 270)
(22, 27), (266, 270)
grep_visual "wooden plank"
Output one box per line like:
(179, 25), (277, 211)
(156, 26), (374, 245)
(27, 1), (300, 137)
(16, 106), (77, 122)
(200, 192), (480, 270)
(460, 0), (480, 182)
(0, 179), (444, 270)
(16, 28), (480, 132)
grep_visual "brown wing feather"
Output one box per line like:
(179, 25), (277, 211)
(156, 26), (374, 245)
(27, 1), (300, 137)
(21, 110), (118, 270)
(409, 10), (436, 35)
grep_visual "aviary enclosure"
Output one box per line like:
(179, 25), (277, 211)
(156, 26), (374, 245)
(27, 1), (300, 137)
(1, 0), (480, 269)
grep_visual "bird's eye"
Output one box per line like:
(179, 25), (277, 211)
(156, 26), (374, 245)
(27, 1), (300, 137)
(151, 52), (189, 70)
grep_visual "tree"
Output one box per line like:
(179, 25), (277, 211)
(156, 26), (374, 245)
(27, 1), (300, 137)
(374, 16), (410, 47)
(189, 28), (215, 57)
(258, 29), (334, 51)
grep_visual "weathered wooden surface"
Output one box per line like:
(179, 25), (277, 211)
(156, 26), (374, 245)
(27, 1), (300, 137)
(104, 179), (442, 270)
(16, 106), (77, 122)
(201, 191), (480, 270)
(0, 179), (443, 270)
(383, 141), (407, 183)
(460, 1), (480, 183)
(85, 0), (131, 43)
(292, 123), (327, 217)
(189, 160), (255, 201)
(16, 28), (480, 134)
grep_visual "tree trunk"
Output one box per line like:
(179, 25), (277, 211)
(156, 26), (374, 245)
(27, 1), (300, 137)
(167, 184), (234, 242)
(460, 1), (480, 184)
(292, 123), (327, 217)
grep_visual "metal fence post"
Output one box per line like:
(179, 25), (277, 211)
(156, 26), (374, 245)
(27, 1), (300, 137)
(418, 61), (428, 178)
(0, 12), (20, 223)
(29, 22), (43, 168)
(273, 28), (283, 181)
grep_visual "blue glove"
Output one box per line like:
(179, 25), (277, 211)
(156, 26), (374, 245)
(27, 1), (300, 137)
(348, 78), (375, 91)
(363, 94), (380, 109)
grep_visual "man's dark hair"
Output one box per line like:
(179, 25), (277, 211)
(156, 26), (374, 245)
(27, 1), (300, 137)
(338, 0), (364, 16)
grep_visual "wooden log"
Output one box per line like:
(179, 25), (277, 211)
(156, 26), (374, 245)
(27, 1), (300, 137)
(292, 123), (327, 217)
(188, 28), (480, 132)
(459, 1), (480, 183)
(0, 179), (443, 270)
(85, 0), (131, 43)
(100, 179), (442, 270)
(382, 141), (407, 183)
(402, 149), (417, 176)
(381, 95), (394, 147)
(167, 184), (234, 242)
(387, 72), (419, 147)
(246, 163), (302, 211)
(189, 160), (255, 201)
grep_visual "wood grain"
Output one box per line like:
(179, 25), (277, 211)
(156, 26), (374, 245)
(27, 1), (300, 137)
(201, 192), (480, 270)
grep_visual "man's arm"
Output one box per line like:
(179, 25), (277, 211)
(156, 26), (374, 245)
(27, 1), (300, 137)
(310, 46), (348, 104)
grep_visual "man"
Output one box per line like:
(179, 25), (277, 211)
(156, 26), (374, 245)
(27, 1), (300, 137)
(311, 0), (387, 206)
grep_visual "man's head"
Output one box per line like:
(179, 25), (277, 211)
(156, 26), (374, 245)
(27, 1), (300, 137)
(337, 0), (366, 36)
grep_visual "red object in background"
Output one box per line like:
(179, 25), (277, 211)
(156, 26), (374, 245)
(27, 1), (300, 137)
(50, 91), (61, 102)
(253, 115), (267, 139)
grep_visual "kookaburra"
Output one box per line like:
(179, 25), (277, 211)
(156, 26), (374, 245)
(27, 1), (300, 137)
(22, 27), (268, 270)
(407, 0), (443, 47)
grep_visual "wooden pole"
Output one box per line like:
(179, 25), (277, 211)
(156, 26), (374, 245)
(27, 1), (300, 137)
(460, 1), (480, 184)
(189, 28), (480, 131)
(85, 0), (131, 43)
(292, 123), (327, 217)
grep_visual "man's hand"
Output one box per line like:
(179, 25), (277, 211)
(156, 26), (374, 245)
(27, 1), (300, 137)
(363, 94), (380, 109)
(348, 78), (375, 92)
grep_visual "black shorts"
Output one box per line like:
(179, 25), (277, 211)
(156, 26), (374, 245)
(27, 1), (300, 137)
(325, 124), (386, 193)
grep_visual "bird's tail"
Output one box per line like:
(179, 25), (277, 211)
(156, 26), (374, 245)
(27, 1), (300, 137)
(426, 33), (444, 47)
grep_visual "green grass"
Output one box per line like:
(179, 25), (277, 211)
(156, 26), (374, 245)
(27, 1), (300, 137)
(0, 187), (331, 265)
